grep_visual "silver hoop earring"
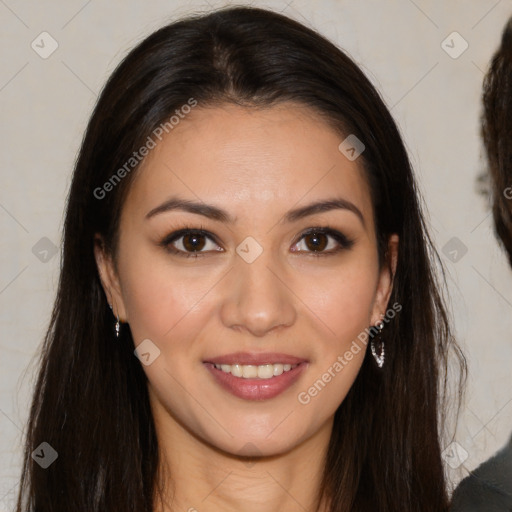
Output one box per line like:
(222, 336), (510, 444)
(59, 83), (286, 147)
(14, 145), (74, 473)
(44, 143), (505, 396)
(370, 321), (385, 368)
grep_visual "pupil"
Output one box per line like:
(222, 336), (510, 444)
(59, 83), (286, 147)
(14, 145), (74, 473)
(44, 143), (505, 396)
(184, 233), (205, 251)
(307, 232), (326, 251)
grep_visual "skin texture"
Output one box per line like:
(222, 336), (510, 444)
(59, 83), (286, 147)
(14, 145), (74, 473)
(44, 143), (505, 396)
(95, 103), (398, 512)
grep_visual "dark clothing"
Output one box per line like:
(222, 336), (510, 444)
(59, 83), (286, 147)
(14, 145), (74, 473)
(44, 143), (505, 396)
(450, 432), (512, 511)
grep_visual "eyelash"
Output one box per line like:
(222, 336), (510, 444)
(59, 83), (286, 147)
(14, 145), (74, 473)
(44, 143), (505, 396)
(159, 224), (355, 259)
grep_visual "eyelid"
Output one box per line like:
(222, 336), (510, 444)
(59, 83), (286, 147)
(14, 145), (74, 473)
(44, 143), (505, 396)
(292, 226), (355, 255)
(160, 226), (222, 258)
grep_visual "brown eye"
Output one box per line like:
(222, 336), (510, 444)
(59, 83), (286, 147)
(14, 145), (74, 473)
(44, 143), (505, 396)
(181, 232), (207, 252)
(292, 227), (354, 256)
(162, 228), (222, 258)
(304, 231), (328, 251)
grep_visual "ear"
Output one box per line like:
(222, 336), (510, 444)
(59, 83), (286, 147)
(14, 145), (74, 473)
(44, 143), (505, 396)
(94, 234), (128, 322)
(371, 234), (399, 325)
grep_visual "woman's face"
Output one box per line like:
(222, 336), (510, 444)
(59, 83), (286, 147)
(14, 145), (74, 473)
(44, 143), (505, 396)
(96, 103), (397, 457)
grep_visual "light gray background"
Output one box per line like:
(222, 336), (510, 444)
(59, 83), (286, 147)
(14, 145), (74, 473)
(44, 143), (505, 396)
(1, 0), (511, 508)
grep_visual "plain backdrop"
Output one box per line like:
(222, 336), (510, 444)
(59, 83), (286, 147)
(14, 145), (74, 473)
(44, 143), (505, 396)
(1, 0), (512, 507)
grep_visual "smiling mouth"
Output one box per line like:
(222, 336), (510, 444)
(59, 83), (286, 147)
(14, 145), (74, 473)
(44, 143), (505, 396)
(211, 362), (300, 379)
(203, 361), (308, 401)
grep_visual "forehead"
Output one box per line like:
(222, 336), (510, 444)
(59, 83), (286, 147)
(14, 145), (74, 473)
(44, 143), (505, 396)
(123, 103), (374, 227)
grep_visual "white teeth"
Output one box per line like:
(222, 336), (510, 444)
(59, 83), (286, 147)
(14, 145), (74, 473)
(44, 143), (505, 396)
(213, 362), (299, 379)
(230, 364), (243, 377)
(273, 364), (284, 376)
(242, 365), (258, 378)
(257, 364), (274, 379)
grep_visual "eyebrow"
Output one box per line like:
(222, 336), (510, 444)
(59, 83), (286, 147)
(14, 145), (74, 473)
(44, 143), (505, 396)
(145, 196), (365, 226)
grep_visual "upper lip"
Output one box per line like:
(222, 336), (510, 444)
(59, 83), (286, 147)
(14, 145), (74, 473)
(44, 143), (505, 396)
(204, 352), (308, 366)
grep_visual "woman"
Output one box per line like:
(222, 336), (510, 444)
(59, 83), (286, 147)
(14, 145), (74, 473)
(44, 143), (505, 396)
(15, 6), (465, 511)
(450, 16), (512, 512)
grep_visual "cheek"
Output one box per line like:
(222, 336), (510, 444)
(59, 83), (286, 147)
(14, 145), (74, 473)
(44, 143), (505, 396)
(121, 262), (208, 343)
(293, 258), (378, 348)
(292, 267), (376, 412)
(117, 227), (204, 323)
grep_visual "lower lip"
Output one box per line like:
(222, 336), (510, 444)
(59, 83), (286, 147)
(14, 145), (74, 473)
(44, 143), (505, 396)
(203, 362), (308, 401)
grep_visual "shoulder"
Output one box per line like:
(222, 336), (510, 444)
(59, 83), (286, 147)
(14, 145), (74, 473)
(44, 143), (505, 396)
(450, 434), (512, 511)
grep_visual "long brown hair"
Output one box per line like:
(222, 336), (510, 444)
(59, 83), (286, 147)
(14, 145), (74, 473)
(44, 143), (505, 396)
(16, 6), (466, 511)
(482, 16), (512, 266)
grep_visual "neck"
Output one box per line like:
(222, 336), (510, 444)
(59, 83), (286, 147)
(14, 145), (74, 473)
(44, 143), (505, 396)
(150, 401), (333, 512)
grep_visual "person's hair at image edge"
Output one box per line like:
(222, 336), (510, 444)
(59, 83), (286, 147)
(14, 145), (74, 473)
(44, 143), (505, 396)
(482, 16), (512, 267)
(15, 6), (466, 512)
(449, 17), (512, 511)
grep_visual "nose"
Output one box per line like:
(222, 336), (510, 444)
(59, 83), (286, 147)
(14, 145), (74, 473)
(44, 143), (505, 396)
(220, 248), (297, 337)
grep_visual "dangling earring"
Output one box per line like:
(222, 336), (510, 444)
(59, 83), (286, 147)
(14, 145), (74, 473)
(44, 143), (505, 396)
(109, 303), (120, 338)
(115, 313), (120, 338)
(370, 321), (385, 368)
